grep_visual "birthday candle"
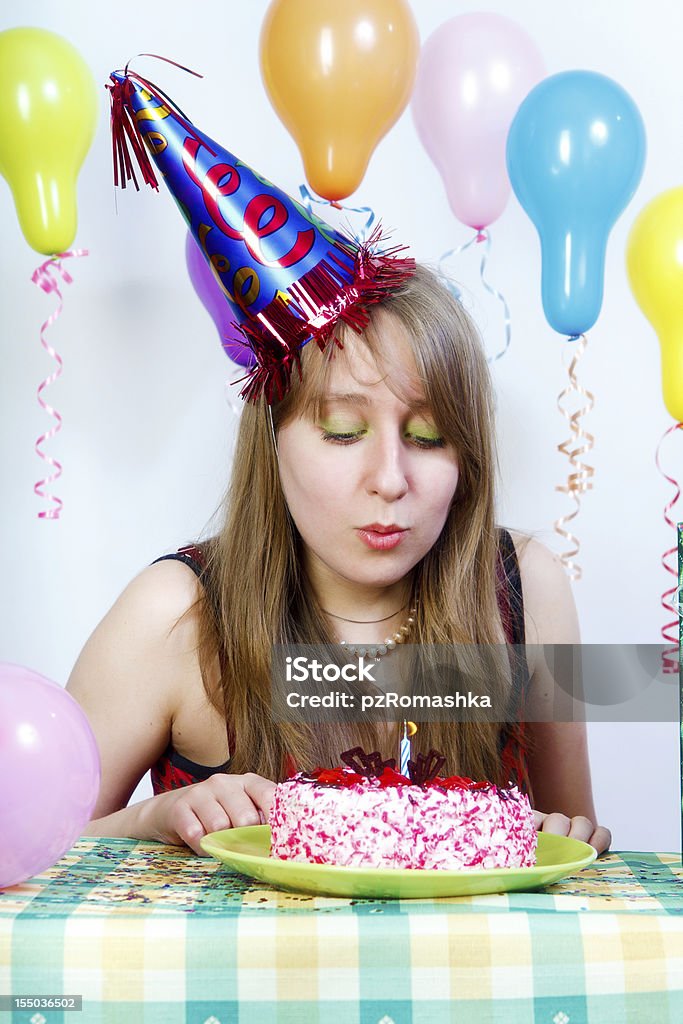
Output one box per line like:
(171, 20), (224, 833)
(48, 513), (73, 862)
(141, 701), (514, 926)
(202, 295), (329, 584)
(400, 720), (410, 776)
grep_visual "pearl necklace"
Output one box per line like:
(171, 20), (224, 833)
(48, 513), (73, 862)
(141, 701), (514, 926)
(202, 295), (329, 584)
(338, 606), (417, 661)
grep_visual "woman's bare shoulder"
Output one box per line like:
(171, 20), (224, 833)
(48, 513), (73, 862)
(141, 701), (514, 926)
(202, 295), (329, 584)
(506, 531), (580, 646)
(66, 558), (210, 815)
(122, 558), (204, 624)
(67, 558), (207, 725)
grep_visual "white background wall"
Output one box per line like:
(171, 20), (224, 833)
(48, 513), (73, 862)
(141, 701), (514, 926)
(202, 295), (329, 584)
(1, 0), (680, 851)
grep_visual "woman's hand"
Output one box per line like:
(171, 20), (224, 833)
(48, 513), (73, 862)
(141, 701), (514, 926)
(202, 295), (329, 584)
(136, 773), (276, 856)
(533, 810), (612, 855)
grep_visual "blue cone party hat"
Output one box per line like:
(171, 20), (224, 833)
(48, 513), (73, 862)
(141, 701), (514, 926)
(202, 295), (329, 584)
(107, 61), (415, 403)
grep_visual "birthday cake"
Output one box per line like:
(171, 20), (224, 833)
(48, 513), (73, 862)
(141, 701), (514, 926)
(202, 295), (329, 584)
(269, 748), (537, 870)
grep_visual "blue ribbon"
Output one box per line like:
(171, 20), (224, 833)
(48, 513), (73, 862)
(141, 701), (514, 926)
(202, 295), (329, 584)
(298, 184), (376, 243)
(438, 229), (512, 364)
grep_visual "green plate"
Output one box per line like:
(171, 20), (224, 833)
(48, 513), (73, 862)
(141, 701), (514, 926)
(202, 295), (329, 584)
(200, 825), (597, 899)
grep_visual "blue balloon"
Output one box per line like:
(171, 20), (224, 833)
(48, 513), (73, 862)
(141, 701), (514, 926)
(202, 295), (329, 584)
(506, 70), (646, 336)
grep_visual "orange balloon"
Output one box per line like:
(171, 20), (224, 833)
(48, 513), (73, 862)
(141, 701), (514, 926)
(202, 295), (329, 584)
(260, 0), (419, 200)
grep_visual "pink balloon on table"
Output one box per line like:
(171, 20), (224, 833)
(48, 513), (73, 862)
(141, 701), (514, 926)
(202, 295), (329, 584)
(412, 13), (545, 230)
(185, 232), (256, 368)
(0, 663), (100, 889)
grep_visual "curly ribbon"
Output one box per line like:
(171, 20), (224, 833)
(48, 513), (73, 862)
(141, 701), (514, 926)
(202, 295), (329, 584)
(298, 184), (376, 243)
(31, 250), (89, 519)
(678, 525), (682, 676)
(654, 421), (683, 673)
(554, 333), (595, 581)
(438, 228), (512, 363)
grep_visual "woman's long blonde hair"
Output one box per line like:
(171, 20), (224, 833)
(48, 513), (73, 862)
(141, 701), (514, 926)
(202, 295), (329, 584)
(193, 264), (523, 785)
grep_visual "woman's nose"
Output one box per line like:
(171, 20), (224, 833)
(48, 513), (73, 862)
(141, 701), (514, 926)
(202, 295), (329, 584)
(364, 433), (409, 501)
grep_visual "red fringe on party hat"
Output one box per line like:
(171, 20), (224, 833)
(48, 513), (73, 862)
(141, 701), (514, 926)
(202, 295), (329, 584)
(237, 227), (415, 404)
(108, 74), (159, 191)
(107, 56), (207, 192)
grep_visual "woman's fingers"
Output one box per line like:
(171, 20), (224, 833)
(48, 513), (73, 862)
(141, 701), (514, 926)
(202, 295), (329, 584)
(167, 774), (276, 855)
(588, 825), (612, 856)
(538, 812), (572, 836)
(242, 772), (277, 821)
(206, 774), (265, 828)
(533, 809), (547, 830)
(171, 797), (221, 856)
(566, 815), (595, 844)
(533, 810), (612, 856)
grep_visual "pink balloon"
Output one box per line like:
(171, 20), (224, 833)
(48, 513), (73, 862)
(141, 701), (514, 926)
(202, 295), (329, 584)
(412, 13), (545, 230)
(185, 232), (256, 368)
(0, 663), (100, 889)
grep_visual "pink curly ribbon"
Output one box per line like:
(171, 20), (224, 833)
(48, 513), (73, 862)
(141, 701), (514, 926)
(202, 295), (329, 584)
(31, 249), (89, 519)
(554, 334), (595, 582)
(654, 421), (683, 673)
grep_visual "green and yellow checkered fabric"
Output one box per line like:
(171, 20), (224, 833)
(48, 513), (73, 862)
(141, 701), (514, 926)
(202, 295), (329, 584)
(1, 838), (682, 1023)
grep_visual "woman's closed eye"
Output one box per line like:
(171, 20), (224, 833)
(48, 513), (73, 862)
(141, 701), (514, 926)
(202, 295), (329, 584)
(319, 427), (446, 449)
(320, 428), (366, 444)
(408, 432), (446, 449)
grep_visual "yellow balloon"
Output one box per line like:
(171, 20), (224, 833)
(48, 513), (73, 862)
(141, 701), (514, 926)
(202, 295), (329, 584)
(626, 187), (683, 422)
(260, 0), (419, 201)
(0, 27), (97, 255)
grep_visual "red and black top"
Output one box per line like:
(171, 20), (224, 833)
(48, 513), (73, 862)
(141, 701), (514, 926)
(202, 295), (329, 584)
(149, 529), (530, 795)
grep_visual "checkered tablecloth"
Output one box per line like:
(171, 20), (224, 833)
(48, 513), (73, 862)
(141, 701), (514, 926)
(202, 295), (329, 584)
(1, 838), (682, 1024)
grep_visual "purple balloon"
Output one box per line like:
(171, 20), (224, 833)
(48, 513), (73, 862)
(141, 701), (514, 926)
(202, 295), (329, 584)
(185, 232), (256, 368)
(0, 663), (100, 889)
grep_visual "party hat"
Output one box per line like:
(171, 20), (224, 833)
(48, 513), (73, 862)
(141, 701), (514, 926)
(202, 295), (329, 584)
(107, 62), (414, 403)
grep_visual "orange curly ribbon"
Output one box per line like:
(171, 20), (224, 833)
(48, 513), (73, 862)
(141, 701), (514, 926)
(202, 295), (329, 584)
(554, 334), (595, 581)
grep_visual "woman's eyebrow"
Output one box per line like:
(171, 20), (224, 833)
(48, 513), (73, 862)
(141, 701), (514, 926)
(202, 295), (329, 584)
(323, 391), (371, 406)
(323, 391), (431, 412)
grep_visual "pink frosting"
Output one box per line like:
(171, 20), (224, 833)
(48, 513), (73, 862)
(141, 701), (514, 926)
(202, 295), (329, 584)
(269, 771), (537, 870)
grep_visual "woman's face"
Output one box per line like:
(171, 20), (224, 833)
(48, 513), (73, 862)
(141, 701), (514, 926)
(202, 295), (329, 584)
(276, 313), (460, 594)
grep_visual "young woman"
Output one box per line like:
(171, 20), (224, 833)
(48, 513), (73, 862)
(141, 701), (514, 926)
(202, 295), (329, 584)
(67, 265), (611, 857)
